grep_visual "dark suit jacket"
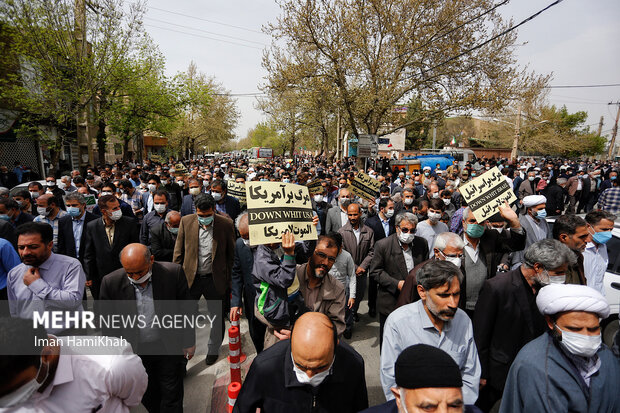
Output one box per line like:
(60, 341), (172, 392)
(99, 261), (195, 353)
(468, 227), (527, 280)
(173, 213), (235, 293)
(0, 219), (16, 249)
(13, 211), (34, 228)
(473, 268), (546, 392)
(56, 211), (97, 262)
(149, 222), (177, 262)
(231, 238), (254, 309)
(365, 214), (395, 243)
(180, 194), (196, 216)
(83, 216), (140, 283)
(217, 195), (241, 222)
(370, 233), (428, 316)
(338, 222), (375, 269)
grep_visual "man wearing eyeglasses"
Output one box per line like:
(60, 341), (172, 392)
(369, 212), (429, 349)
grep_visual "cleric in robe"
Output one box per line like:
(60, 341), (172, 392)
(499, 284), (620, 413)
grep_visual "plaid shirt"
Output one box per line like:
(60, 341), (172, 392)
(34, 209), (67, 252)
(598, 187), (620, 214)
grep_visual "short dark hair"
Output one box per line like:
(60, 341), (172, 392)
(101, 181), (116, 191)
(429, 198), (445, 212)
(97, 194), (118, 211)
(416, 260), (464, 291)
(147, 174), (160, 184)
(585, 210), (617, 226)
(378, 198), (391, 210)
(380, 185), (390, 194)
(415, 198), (429, 208)
(12, 189), (31, 200)
(194, 193), (215, 211)
(0, 198), (18, 210)
(28, 182), (43, 191)
(211, 180), (226, 192)
(153, 189), (170, 201)
(0, 317), (48, 389)
(553, 214), (588, 239)
(318, 233), (341, 250)
(235, 173), (246, 180)
(16, 222), (53, 244)
(119, 179), (133, 189)
(73, 176), (85, 185)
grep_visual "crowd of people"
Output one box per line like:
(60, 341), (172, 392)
(0, 153), (618, 413)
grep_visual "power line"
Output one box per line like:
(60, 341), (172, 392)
(148, 6), (265, 35)
(424, 0), (564, 74)
(144, 17), (268, 46)
(546, 83), (620, 89)
(144, 24), (264, 50)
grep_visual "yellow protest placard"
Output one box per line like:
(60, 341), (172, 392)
(227, 181), (246, 205)
(349, 172), (381, 200)
(246, 182), (318, 245)
(306, 179), (323, 196)
(459, 167), (517, 222)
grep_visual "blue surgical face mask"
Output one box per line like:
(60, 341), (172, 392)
(66, 207), (81, 217)
(592, 230), (612, 245)
(465, 223), (485, 238)
(0, 214), (10, 221)
(198, 216), (213, 226)
(536, 209), (547, 219)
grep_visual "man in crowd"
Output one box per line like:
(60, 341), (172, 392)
(149, 210), (180, 262)
(83, 195), (139, 300)
(397, 232), (464, 307)
(364, 344), (482, 413)
(13, 189), (35, 216)
(0, 317), (148, 411)
(233, 312), (368, 413)
(99, 243), (195, 413)
(415, 198), (449, 258)
(44, 175), (65, 209)
(598, 175), (620, 214)
(473, 239), (575, 412)
(180, 178), (204, 216)
(210, 179), (241, 222)
(364, 198), (396, 318)
(325, 187), (352, 233)
(552, 214), (591, 285)
(139, 190), (170, 246)
(56, 192), (97, 265)
(583, 210), (616, 294)
(339, 203), (374, 325)
(381, 260), (480, 405)
(0, 198), (33, 228)
(7, 223), (85, 333)
(511, 195), (549, 268)
(566, 169), (585, 213)
(230, 212), (265, 353)
(460, 203), (525, 316)
(371, 212), (428, 346)
(33, 194), (66, 253)
(500, 284), (620, 412)
(173, 193), (234, 365)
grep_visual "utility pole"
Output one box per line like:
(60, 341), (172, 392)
(74, 0), (92, 168)
(597, 116), (604, 136)
(608, 102), (620, 160)
(510, 102), (522, 161)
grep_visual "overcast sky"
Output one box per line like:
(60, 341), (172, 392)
(142, 0), (620, 141)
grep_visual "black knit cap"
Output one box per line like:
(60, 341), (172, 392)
(395, 344), (463, 389)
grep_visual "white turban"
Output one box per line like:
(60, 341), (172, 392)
(536, 284), (610, 319)
(523, 195), (546, 208)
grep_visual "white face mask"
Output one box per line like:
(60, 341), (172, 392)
(428, 211), (442, 223)
(128, 269), (152, 285)
(177, 181), (185, 188)
(189, 187), (201, 196)
(384, 209), (394, 218)
(29, 191), (40, 199)
(313, 194), (324, 203)
(292, 353), (333, 387)
(212, 192), (223, 201)
(0, 358), (48, 407)
(101, 191), (113, 196)
(109, 209), (123, 221)
(398, 230), (415, 244)
(404, 198), (414, 206)
(431, 192), (440, 199)
(442, 198), (451, 206)
(148, 184), (157, 192)
(37, 207), (50, 217)
(154, 204), (167, 214)
(555, 324), (601, 358)
(445, 256), (462, 268)
(548, 275), (566, 284)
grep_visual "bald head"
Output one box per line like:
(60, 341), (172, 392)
(120, 243), (153, 283)
(36, 193), (55, 208)
(236, 212), (249, 239)
(165, 210), (181, 227)
(291, 312), (336, 378)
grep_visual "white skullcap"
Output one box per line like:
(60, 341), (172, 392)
(423, 166), (431, 171)
(523, 195), (546, 207)
(537, 284), (610, 319)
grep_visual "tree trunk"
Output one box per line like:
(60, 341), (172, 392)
(96, 118), (107, 165)
(135, 132), (143, 163)
(122, 136), (130, 161)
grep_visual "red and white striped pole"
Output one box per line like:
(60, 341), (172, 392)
(228, 326), (242, 384)
(229, 313), (247, 363)
(227, 382), (241, 413)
